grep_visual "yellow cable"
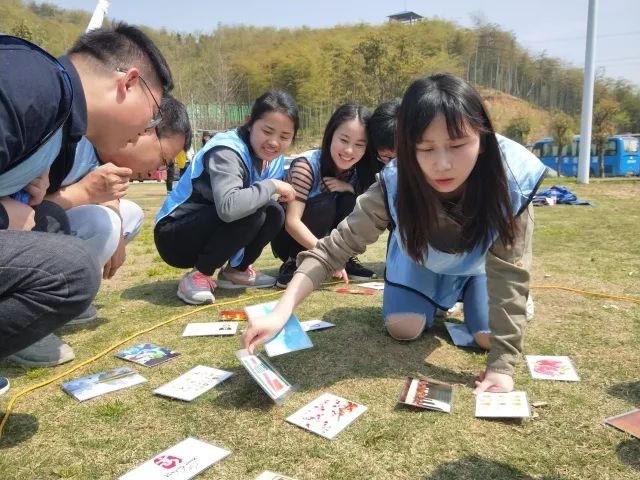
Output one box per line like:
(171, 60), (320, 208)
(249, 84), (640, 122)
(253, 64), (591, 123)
(0, 282), (637, 439)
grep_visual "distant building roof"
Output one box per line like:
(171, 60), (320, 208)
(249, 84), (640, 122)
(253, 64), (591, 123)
(387, 11), (423, 23)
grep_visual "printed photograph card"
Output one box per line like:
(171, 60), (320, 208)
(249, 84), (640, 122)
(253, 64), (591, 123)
(286, 392), (367, 440)
(119, 437), (230, 480)
(245, 301), (313, 357)
(444, 322), (480, 349)
(62, 367), (147, 402)
(397, 377), (454, 413)
(154, 365), (233, 402)
(336, 287), (376, 295)
(525, 355), (580, 381)
(300, 319), (336, 332)
(357, 281), (385, 290)
(604, 409), (640, 439)
(220, 310), (247, 321)
(236, 349), (293, 403)
(182, 322), (239, 337)
(475, 391), (530, 418)
(255, 472), (297, 480)
(116, 343), (180, 367)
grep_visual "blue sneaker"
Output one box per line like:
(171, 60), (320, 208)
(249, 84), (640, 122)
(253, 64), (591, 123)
(0, 376), (9, 396)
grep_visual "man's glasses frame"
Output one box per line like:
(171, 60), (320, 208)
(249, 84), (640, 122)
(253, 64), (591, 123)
(115, 67), (162, 129)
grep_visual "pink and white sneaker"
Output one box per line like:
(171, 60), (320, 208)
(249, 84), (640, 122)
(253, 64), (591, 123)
(217, 265), (276, 289)
(177, 270), (217, 304)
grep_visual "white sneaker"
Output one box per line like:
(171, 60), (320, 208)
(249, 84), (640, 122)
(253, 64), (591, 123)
(7, 334), (75, 367)
(526, 295), (535, 321)
(177, 270), (217, 305)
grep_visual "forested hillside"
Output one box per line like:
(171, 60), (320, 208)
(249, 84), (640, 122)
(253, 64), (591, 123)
(3, 0), (639, 142)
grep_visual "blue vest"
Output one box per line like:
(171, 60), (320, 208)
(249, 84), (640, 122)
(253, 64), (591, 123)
(382, 134), (546, 309)
(291, 149), (359, 200)
(155, 129), (285, 266)
(0, 36), (72, 197)
(62, 136), (99, 187)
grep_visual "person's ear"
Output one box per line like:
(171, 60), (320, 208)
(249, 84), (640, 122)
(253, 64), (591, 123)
(117, 67), (141, 98)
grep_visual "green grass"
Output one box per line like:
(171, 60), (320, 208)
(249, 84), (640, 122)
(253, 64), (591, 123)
(1, 178), (639, 479)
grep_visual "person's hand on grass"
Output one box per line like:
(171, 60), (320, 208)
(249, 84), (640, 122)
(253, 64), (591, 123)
(472, 370), (514, 394)
(241, 311), (289, 354)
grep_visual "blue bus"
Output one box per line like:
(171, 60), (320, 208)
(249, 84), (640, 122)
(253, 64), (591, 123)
(531, 135), (640, 176)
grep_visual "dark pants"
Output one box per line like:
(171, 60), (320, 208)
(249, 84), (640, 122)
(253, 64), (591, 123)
(0, 202), (101, 358)
(271, 191), (356, 262)
(154, 200), (285, 276)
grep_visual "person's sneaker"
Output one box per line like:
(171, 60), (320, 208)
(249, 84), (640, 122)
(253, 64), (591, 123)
(345, 257), (377, 280)
(177, 270), (217, 305)
(65, 305), (98, 326)
(276, 258), (297, 289)
(526, 295), (535, 321)
(6, 334), (75, 368)
(0, 377), (9, 396)
(217, 265), (276, 289)
(435, 302), (463, 317)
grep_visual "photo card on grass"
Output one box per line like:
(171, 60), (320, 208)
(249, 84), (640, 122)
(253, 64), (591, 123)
(336, 287), (377, 295)
(397, 377), (454, 413)
(604, 409), (640, 439)
(444, 322), (480, 349)
(255, 471), (297, 480)
(154, 365), (233, 401)
(236, 349), (293, 404)
(62, 367), (146, 402)
(182, 322), (239, 337)
(525, 355), (580, 381)
(475, 391), (530, 418)
(286, 392), (367, 439)
(115, 343), (180, 367)
(357, 281), (385, 290)
(118, 437), (230, 480)
(300, 319), (336, 332)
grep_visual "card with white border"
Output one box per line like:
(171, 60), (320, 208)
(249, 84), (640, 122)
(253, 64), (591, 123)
(255, 471), (297, 480)
(475, 391), (530, 418)
(182, 322), (239, 337)
(153, 365), (233, 401)
(525, 355), (580, 381)
(286, 392), (367, 439)
(62, 367), (147, 402)
(357, 281), (385, 290)
(236, 349), (293, 404)
(118, 437), (230, 480)
(300, 319), (336, 332)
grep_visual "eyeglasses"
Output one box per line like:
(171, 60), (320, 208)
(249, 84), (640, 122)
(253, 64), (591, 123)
(115, 67), (162, 129)
(155, 127), (169, 170)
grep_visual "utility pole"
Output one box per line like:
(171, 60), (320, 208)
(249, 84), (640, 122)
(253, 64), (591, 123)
(577, 0), (598, 184)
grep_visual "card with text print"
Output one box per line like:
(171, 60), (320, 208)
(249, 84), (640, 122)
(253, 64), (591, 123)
(286, 392), (367, 439)
(119, 437), (230, 480)
(236, 349), (293, 404)
(525, 355), (580, 381)
(154, 366), (233, 401)
(182, 322), (239, 337)
(300, 320), (336, 332)
(115, 343), (180, 367)
(475, 391), (530, 418)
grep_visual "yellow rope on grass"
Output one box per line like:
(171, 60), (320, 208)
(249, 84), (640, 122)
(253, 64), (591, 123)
(0, 282), (637, 439)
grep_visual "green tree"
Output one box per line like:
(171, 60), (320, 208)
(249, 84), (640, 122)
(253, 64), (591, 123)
(504, 116), (531, 144)
(549, 112), (575, 176)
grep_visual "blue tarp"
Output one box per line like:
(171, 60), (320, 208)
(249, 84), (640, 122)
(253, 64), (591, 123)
(533, 185), (592, 206)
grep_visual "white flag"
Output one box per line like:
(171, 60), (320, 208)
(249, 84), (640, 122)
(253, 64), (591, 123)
(86, 0), (110, 32)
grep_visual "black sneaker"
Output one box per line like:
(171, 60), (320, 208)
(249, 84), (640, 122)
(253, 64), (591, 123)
(345, 257), (377, 280)
(276, 258), (297, 289)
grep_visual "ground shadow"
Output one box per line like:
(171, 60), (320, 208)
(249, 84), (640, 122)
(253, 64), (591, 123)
(617, 439), (640, 470)
(608, 380), (640, 404)
(422, 455), (566, 480)
(0, 413), (39, 449)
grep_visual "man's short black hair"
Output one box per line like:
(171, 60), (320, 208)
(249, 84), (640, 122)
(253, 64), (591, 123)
(68, 22), (173, 91)
(156, 94), (191, 151)
(368, 99), (401, 152)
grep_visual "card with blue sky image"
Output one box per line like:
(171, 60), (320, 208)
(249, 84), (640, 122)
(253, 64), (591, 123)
(62, 367), (147, 402)
(115, 343), (180, 367)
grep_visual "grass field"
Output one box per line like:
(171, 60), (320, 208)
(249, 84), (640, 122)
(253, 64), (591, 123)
(0, 178), (638, 480)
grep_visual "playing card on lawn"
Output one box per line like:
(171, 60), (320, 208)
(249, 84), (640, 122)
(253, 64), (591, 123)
(525, 355), (580, 381)
(255, 471), (297, 480)
(236, 349), (293, 403)
(220, 310), (247, 321)
(300, 319), (336, 332)
(245, 301), (313, 357)
(397, 377), (454, 413)
(119, 437), (230, 480)
(444, 322), (480, 349)
(182, 322), (238, 337)
(116, 343), (180, 367)
(336, 287), (376, 295)
(357, 281), (385, 290)
(62, 367), (146, 402)
(475, 391), (530, 418)
(154, 366), (233, 401)
(604, 409), (640, 439)
(286, 392), (367, 439)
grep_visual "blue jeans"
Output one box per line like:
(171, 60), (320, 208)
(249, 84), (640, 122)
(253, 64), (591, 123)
(382, 275), (490, 336)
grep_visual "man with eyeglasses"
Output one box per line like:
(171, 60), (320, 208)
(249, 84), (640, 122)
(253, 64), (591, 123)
(0, 24), (174, 368)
